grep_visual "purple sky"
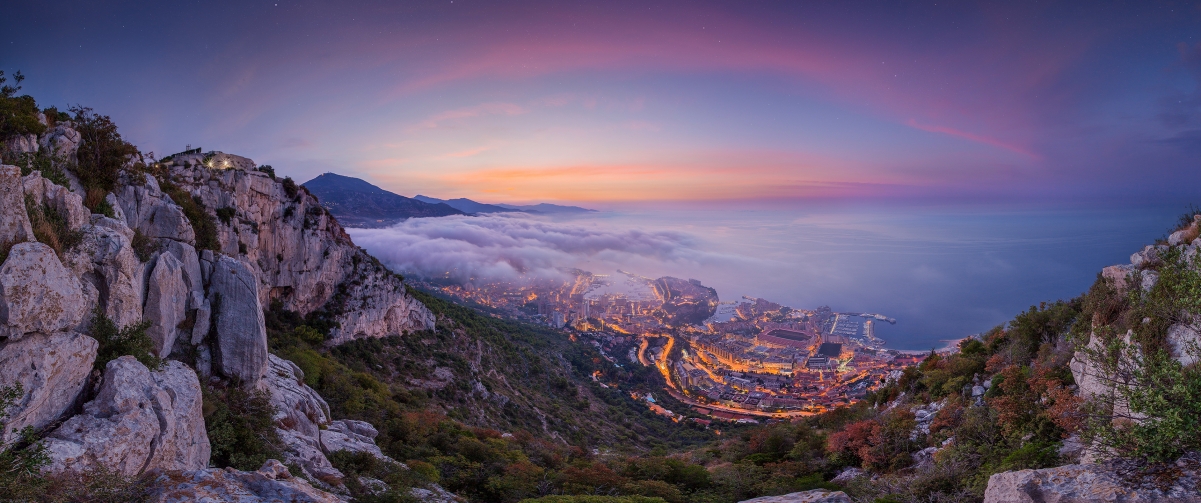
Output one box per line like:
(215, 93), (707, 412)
(4, 1), (1201, 206)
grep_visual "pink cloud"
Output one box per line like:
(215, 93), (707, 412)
(905, 119), (1040, 159)
(409, 102), (527, 130)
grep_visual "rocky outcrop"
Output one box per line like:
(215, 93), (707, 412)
(0, 242), (88, 340)
(983, 459), (1201, 503)
(207, 255), (268, 386)
(144, 252), (188, 358)
(321, 420), (389, 460)
(738, 490), (853, 503)
(260, 354), (329, 438)
(162, 160), (434, 342)
(0, 331), (97, 444)
(63, 218), (144, 328)
(0, 165), (34, 244)
(22, 170), (89, 232)
(43, 357), (210, 475)
(115, 176), (196, 243)
(38, 124), (80, 160)
(149, 459), (343, 503)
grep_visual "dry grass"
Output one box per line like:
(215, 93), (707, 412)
(25, 195), (81, 257)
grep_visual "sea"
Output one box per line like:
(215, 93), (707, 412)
(351, 201), (1187, 351)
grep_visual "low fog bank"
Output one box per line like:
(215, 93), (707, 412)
(346, 213), (717, 285)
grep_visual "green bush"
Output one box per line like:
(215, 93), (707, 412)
(130, 230), (158, 262)
(1078, 246), (1201, 464)
(89, 307), (160, 372)
(215, 207), (236, 224)
(3, 149), (71, 188)
(203, 381), (283, 471)
(0, 71), (46, 139)
(69, 106), (140, 199)
(159, 179), (219, 251)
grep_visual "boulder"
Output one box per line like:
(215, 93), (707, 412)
(1167, 321), (1201, 367)
(115, 177), (196, 243)
(148, 459), (343, 503)
(1101, 264), (1134, 292)
(162, 240), (202, 295)
(209, 255), (268, 386)
(7, 134), (38, 154)
(38, 124), (80, 160)
(409, 484), (461, 503)
(829, 467), (865, 484)
(0, 165), (34, 245)
(260, 354), (329, 438)
(277, 428), (344, 483)
(64, 223), (143, 328)
(321, 420), (388, 460)
(738, 490), (853, 503)
(43, 357), (210, 475)
(144, 252), (188, 358)
(0, 331), (97, 445)
(22, 172), (88, 231)
(983, 461), (1201, 503)
(0, 242), (88, 340)
(191, 295), (211, 345)
(1069, 332), (1111, 402)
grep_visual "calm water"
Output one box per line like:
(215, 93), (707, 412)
(352, 202), (1184, 350)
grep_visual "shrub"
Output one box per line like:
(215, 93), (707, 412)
(0, 71), (46, 139)
(90, 307), (160, 372)
(3, 148), (71, 188)
(215, 207), (236, 224)
(1077, 246), (1201, 464)
(257, 165), (275, 179)
(25, 194), (81, 257)
(282, 177), (299, 198)
(203, 381), (283, 471)
(130, 230), (158, 262)
(69, 105), (140, 198)
(159, 179), (219, 252)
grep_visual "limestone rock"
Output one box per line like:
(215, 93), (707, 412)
(1130, 245), (1164, 269)
(0, 331), (97, 445)
(209, 255), (268, 386)
(321, 420), (388, 460)
(0, 165), (34, 245)
(43, 357), (209, 475)
(830, 467), (865, 484)
(738, 489), (853, 503)
(115, 176), (196, 243)
(0, 242), (88, 340)
(38, 124), (80, 159)
(22, 172), (88, 231)
(191, 296), (211, 345)
(1101, 264), (1134, 292)
(1070, 332), (1111, 402)
(164, 164), (434, 344)
(409, 484), (462, 503)
(7, 134), (38, 154)
(162, 240), (202, 295)
(1167, 321), (1201, 366)
(144, 252), (188, 358)
(63, 222), (143, 328)
(983, 461), (1201, 503)
(277, 428), (344, 483)
(148, 459), (343, 503)
(260, 354), (329, 439)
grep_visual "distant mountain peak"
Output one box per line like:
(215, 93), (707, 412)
(302, 173), (463, 227)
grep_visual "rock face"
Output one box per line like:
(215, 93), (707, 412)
(22, 170), (89, 232)
(64, 218), (144, 328)
(144, 252), (188, 358)
(207, 255), (268, 386)
(148, 459), (343, 503)
(321, 420), (388, 460)
(163, 161), (434, 342)
(115, 176), (196, 243)
(43, 357), (210, 475)
(0, 165), (34, 244)
(983, 461), (1201, 503)
(0, 331), (97, 444)
(738, 490), (853, 503)
(0, 242), (88, 340)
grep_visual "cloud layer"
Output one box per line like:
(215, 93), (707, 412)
(347, 214), (699, 284)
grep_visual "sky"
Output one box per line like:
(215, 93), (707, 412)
(4, 1), (1201, 206)
(5, 1), (1200, 345)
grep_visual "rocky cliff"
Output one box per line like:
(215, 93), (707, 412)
(0, 119), (443, 500)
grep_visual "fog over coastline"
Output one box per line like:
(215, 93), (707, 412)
(349, 204), (1183, 350)
(347, 213), (735, 284)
